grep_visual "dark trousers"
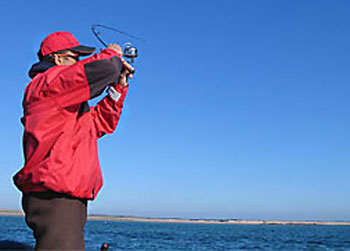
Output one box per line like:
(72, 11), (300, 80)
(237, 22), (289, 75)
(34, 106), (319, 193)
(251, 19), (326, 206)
(22, 191), (87, 250)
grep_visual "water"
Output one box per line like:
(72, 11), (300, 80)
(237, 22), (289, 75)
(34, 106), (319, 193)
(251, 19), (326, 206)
(1, 216), (350, 250)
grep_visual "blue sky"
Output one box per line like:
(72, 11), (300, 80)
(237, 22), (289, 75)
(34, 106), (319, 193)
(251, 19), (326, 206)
(0, 0), (349, 221)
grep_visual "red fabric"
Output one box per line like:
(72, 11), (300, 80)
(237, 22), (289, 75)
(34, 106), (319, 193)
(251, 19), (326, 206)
(13, 49), (128, 199)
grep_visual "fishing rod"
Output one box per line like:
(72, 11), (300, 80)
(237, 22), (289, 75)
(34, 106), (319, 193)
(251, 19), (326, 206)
(91, 24), (144, 74)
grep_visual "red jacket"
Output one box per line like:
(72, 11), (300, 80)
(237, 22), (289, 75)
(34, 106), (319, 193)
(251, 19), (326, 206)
(13, 48), (128, 199)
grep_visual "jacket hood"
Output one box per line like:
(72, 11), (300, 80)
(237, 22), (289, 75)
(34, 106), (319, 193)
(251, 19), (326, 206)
(28, 61), (56, 79)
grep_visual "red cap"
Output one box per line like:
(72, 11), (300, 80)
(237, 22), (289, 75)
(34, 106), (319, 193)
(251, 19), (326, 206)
(40, 31), (96, 56)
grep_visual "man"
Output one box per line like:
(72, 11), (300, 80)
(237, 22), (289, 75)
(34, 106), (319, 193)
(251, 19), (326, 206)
(13, 31), (133, 249)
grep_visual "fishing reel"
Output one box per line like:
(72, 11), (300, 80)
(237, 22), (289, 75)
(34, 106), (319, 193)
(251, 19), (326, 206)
(123, 43), (138, 63)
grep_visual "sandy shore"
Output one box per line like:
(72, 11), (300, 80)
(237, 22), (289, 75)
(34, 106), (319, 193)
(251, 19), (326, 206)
(2, 209), (350, 226)
(88, 215), (350, 226)
(0, 209), (24, 216)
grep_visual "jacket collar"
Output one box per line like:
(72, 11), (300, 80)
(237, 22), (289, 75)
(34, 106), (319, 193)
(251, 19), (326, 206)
(28, 61), (56, 79)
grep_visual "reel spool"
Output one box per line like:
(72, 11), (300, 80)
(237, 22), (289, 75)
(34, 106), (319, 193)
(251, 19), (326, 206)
(123, 43), (138, 63)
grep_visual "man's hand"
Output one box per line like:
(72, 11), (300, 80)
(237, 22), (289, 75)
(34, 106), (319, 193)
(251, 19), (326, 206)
(118, 69), (133, 87)
(107, 44), (135, 87)
(107, 43), (122, 56)
(108, 43), (135, 74)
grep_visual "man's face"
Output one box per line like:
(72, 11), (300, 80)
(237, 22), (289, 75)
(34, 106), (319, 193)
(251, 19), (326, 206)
(54, 51), (79, 66)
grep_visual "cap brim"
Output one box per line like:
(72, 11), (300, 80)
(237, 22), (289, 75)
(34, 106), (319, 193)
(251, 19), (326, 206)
(70, 45), (96, 56)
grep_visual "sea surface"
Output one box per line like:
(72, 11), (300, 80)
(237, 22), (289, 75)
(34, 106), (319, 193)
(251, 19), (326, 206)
(1, 215), (350, 250)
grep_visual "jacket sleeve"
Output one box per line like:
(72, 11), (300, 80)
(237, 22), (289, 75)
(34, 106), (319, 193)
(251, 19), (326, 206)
(47, 48), (123, 109)
(90, 83), (129, 138)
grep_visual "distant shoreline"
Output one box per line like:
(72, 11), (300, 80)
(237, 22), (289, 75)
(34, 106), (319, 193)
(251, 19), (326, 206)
(1, 209), (350, 226)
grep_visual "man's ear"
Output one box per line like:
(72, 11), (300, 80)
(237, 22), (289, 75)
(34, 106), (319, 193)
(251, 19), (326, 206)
(53, 54), (63, 65)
